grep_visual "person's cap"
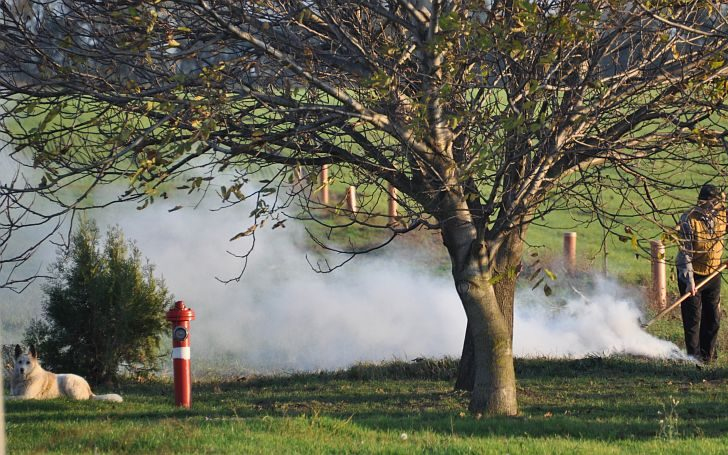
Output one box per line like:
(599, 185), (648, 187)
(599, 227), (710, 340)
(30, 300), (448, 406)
(699, 183), (721, 201)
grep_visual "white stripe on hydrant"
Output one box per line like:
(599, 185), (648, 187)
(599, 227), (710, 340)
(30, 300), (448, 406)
(172, 347), (191, 360)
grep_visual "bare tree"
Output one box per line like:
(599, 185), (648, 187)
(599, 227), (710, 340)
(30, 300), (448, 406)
(1, 0), (728, 415)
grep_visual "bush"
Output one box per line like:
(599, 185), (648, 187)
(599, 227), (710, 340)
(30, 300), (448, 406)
(24, 218), (172, 384)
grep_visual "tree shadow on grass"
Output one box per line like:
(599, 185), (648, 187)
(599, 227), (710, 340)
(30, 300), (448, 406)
(514, 355), (724, 381)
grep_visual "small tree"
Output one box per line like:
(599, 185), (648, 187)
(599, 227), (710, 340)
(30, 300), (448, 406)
(25, 218), (171, 384)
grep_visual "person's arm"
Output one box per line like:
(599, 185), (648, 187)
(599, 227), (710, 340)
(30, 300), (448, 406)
(676, 212), (697, 295)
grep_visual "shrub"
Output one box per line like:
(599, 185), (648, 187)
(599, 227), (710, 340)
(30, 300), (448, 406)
(24, 218), (171, 384)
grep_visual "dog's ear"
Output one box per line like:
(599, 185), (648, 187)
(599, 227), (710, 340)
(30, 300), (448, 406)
(29, 344), (37, 359)
(14, 344), (21, 359)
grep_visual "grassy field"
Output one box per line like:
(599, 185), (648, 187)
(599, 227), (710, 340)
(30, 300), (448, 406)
(8, 204), (727, 453)
(6, 348), (728, 454)
(5, 99), (728, 453)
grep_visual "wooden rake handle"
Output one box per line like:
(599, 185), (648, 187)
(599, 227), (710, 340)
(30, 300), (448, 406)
(642, 262), (728, 328)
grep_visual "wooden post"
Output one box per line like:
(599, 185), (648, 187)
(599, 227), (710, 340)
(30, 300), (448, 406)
(294, 165), (304, 184)
(319, 165), (329, 205)
(563, 232), (577, 274)
(651, 240), (667, 310)
(346, 186), (358, 213)
(388, 184), (397, 225)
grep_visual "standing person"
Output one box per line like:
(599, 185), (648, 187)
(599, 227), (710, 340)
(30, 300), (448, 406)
(676, 183), (727, 363)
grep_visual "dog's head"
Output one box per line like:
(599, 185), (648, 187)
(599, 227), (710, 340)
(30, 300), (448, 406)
(13, 344), (39, 378)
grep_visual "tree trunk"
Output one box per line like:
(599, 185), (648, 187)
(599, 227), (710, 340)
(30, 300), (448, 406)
(455, 269), (518, 415)
(455, 229), (525, 393)
(454, 323), (475, 391)
(441, 214), (520, 415)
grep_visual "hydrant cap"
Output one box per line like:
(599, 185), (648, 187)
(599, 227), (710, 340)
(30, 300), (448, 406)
(166, 300), (195, 322)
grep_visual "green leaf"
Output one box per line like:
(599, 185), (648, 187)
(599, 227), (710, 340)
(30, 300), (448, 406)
(23, 101), (38, 114)
(38, 105), (62, 132)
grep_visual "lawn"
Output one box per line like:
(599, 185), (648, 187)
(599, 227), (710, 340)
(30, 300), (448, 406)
(5, 96), (728, 453)
(6, 352), (728, 454)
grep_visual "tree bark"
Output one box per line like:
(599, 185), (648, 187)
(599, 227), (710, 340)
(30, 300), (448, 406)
(441, 212), (520, 415)
(455, 228), (525, 393)
(456, 268), (518, 415)
(454, 323), (475, 391)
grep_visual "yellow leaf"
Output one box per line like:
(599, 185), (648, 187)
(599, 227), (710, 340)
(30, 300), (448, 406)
(544, 268), (557, 281)
(488, 274), (504, 285)
(230, 225), (257, 241)
(167, 38), (181, 47)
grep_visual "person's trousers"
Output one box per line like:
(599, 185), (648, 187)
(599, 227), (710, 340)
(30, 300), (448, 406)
(678, 271), (721, 362)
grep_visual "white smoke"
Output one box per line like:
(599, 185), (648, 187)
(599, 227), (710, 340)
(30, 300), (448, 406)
(0, 144), (691, 372)
(514, 279), (689, 360)
(86, 193), (467, 373)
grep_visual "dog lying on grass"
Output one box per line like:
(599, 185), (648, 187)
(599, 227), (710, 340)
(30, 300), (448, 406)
(8, 344), (123, 402)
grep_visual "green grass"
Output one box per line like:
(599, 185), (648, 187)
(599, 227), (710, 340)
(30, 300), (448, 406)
(7, 351), (728, 454)
(6, 96), (728, 453)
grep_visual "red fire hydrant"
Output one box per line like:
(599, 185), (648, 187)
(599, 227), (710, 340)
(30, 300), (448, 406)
(166, 300), (195, 408)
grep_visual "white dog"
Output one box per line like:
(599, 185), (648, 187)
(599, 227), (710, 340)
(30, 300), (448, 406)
(9, 345), (123, 402)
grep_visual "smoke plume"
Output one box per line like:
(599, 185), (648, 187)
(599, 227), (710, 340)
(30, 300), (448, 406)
(0, 153), (691, 373)
(71, 193), (468, 373)
(514, 280), (689, 360)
